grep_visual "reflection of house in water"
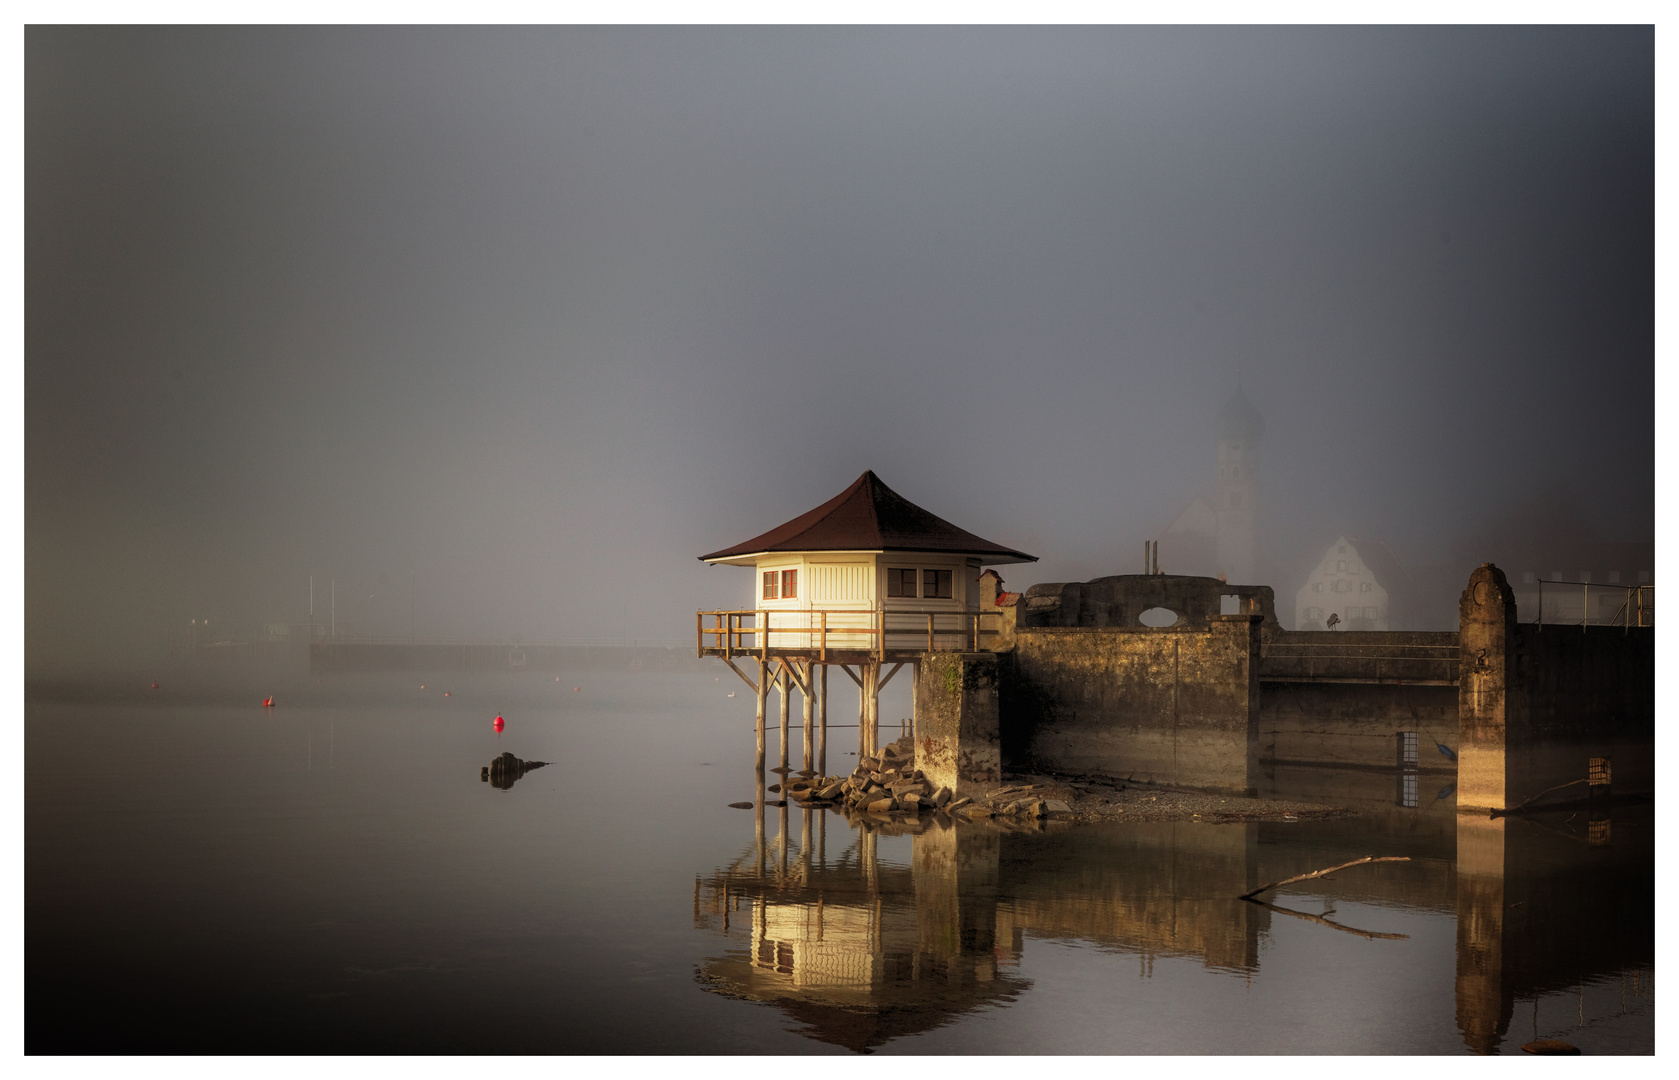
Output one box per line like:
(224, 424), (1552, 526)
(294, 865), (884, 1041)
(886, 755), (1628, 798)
(695, 808), (1027, 1052)
(698, 788), (1651, 1054)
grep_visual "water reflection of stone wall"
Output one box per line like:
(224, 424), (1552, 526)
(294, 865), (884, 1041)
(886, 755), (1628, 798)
(997, 822), (1265, 973)
(1454, 808), (1653, 1054)
(696, 791), (1652, 1053)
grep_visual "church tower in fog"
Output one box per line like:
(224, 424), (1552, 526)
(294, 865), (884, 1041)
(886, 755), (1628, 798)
(1156, 384), (1265, 584)
(1213, 385), (1263, 585)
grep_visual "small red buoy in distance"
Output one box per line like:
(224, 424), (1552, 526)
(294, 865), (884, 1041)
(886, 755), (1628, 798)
(263, 697), (274, 707)
(493, 715), (504, 733)
(443, 691), (451, 697)
(151, 681), (160, 689)
(573, 687), (580, 692)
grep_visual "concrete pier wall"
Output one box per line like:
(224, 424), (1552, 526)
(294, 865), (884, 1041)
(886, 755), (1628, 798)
(913, 653), (1002, 799)
(997, 615), (1263, 795)
(1257, 682), (1459, 770)
(1457, 564), (1654, 811)
(751, 564), (1650, 808)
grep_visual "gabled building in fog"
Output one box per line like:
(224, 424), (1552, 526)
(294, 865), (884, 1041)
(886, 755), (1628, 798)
(1295, 535), (1410, 631)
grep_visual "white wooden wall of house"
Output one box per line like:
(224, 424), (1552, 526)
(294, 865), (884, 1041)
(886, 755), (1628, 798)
(746, 552), (985, 649)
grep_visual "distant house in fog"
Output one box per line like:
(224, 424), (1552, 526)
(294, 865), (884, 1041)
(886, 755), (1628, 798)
(1295, 535), (1411, 631)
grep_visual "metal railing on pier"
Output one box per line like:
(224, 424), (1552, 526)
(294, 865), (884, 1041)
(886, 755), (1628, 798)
(696, 608), (1005, 660)
(1531, 579), (1654, 631)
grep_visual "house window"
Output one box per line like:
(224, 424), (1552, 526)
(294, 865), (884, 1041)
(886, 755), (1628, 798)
(923, 569), (954, 600)
(1312, 582), (1323, 593)
(1337, 545), (1347, 555)
(1399, 731), (1418, 766)
(886, 568), (918, 598)
(1331, 579), (1351, 593)
(762, 571), (779, 600)
(1580, 571), (1591, 583)
(1609, 571), (1621, 583)
(780, 569), (798, 600)
(1359, 581), (1373, 593)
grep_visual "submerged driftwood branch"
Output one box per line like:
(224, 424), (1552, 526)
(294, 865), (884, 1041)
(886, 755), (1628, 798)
(1249, 900), (1411, 940)
(1238, 856), (1411, 901)
(1490, 777), (1587, 818)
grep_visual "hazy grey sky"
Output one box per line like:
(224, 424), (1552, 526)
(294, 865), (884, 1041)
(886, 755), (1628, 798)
(26, 26), (1653, 664)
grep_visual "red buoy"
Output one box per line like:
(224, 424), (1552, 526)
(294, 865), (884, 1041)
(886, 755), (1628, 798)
(493, 715), (505, 733)
(573, 687), (580, 692)
(443, 691), (451, 697)
(263, 697), (274, 707)
(150, 682), (160, 689)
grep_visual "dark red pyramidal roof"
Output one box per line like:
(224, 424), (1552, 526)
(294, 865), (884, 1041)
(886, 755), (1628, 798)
(699, 471), (1036, 564)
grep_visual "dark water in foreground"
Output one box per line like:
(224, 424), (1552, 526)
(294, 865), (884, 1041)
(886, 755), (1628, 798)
(27, 668), (1653, 1054)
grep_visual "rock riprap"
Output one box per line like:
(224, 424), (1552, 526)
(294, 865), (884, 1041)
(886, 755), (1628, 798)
(755, 736), (1075, 823)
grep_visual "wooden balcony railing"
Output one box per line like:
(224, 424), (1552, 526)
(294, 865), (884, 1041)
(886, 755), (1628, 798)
(696, 608), (1006, 660)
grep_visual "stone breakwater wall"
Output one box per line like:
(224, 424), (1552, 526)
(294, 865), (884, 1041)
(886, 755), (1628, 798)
(995, 616), (1263, 796)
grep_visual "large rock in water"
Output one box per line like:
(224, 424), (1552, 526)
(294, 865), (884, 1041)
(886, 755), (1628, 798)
(483, 751), (548, 790)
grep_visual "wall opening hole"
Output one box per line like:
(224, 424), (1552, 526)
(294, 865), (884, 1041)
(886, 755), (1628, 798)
(1138, 607), (1180, 627)
(1220, 594), (1241, 615)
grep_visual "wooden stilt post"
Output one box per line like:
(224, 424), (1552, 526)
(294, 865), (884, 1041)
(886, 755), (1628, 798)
(865, 659), (879, 754)
(819, 663), (828, 776)
(859, 662), (870, 756)
(778, 663), (790, 771)
(755, 657), (768, 774)
(801, 660), (814, 773)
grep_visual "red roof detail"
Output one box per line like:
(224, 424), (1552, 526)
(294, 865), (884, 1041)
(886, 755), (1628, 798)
(996, 592), (1021, 607)
(699, 471), (1036, 563)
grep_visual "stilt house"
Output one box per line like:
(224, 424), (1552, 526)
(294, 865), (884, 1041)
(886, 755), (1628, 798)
(696, 470), (1034, 771)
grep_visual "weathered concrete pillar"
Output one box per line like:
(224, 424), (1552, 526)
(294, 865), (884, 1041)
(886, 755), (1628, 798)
(913, 652), (1001, 798)
(1457, 564), (1515, 812)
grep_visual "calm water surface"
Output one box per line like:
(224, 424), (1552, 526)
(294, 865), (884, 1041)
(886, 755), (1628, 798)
(26, 668), (1653, 1054)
